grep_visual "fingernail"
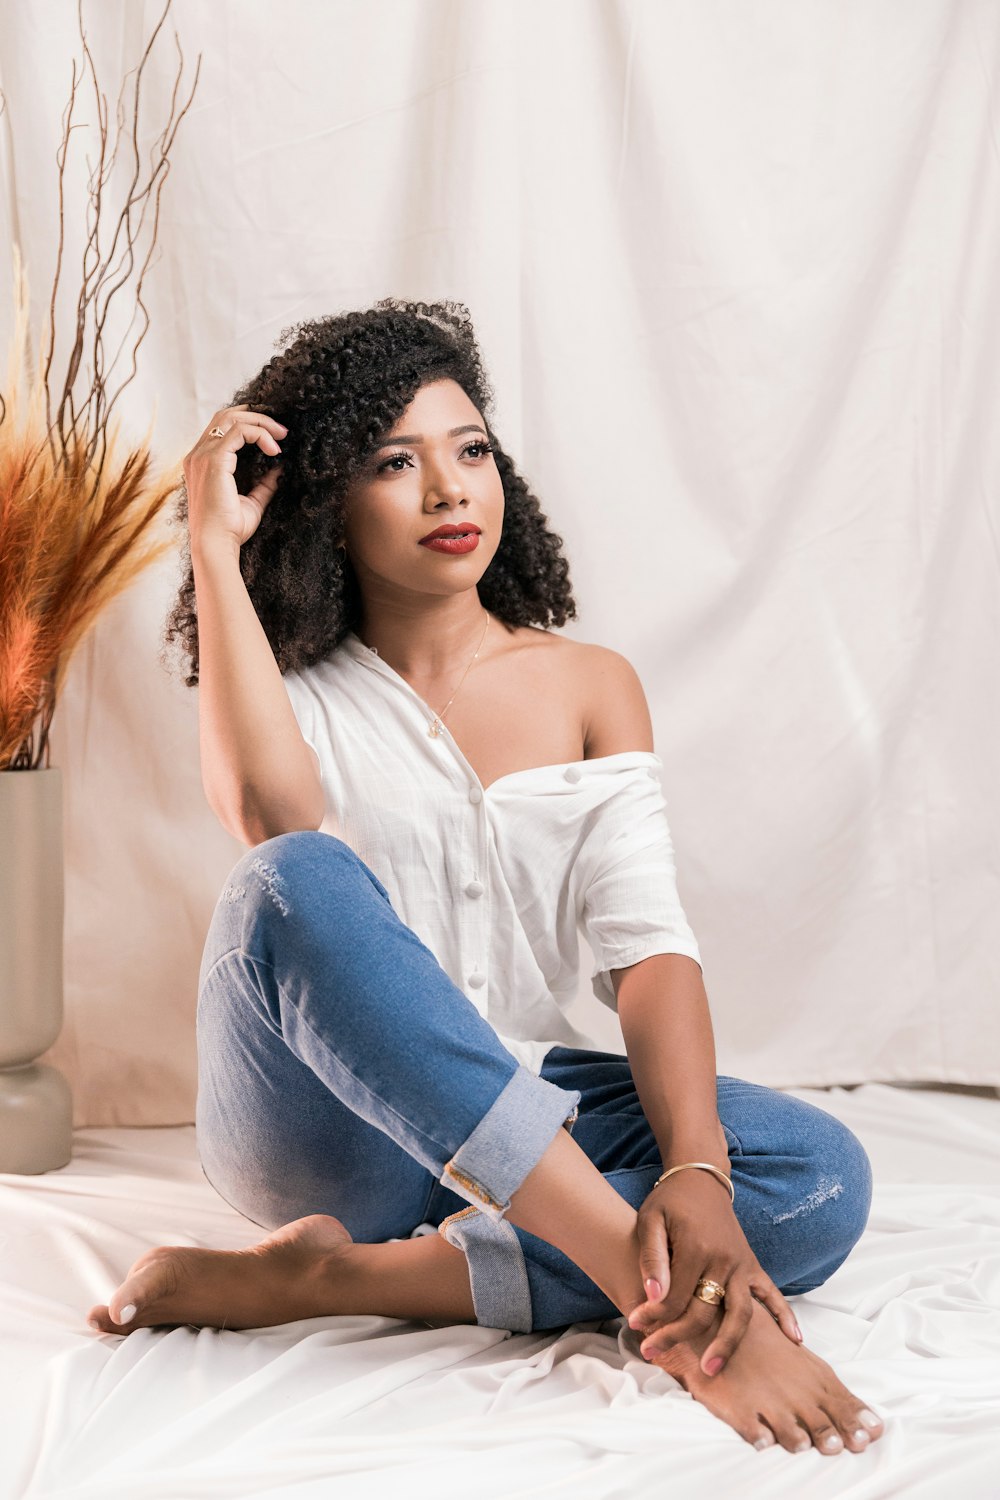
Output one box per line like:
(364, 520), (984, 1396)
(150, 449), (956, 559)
(704, 1356), (724, 1376)
(644, 1278), (662, 1300)
(276, 422), (288, 432)
(116, 1303), (137, 1324)
(857, 1408), (882, 1430)
(793, 1320), (804, 1341)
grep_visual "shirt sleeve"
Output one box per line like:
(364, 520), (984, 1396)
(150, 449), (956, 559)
(573, 765), (702, 1011)
(281, 668), (320, 764)
(281, 667), (343, 839)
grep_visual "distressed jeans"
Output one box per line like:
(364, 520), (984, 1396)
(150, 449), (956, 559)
(196, 832), (873, 1333)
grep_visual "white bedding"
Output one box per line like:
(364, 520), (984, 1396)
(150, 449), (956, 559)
(3, 1083), (999, 1500)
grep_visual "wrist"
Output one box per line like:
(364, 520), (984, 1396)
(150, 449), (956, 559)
(659, 1121), (730, 1176)
(654, 1160), (735, 1202)
(192, 530), (242, 568)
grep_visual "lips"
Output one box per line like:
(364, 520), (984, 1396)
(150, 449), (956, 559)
(419, 524), (481, 542)
(419, 531), (481, 554)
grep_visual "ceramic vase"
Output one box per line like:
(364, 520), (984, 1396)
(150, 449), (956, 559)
(0, 766), (73, 1172)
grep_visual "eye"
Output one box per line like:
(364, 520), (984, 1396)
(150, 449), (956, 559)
(375, 439), (494, 475)
(376, 447), (413, 474)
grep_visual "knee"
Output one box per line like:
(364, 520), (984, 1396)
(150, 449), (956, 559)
(223, 831), (362, 919)
(775, 1108), (873, 1290)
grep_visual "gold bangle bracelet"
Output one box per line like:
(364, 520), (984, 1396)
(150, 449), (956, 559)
(654, 1161), (735, 1203)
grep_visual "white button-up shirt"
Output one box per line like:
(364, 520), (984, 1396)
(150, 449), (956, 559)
(281, 632), (702, 1074)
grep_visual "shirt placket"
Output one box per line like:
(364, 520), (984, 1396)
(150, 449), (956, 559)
(345, 636), (493, 1014)
(462, 781), (490, 1014)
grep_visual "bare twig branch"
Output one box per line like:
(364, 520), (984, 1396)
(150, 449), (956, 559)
(0, 0), (201, 771)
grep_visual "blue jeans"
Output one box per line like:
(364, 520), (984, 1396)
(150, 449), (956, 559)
(195, 832), (873, 1334)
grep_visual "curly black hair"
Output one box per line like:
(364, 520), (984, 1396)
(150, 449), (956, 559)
(161, 298), (578, 687)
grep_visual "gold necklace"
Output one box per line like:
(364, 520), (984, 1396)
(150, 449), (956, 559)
(358, 612), (492, 737)
(427, 609), (491, 737)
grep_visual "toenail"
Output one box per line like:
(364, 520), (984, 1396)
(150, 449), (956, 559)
(753, 1434), (775, 1450)
(852, 1428), (870, 1443)
(857, 1408), (882, 1430)
(117, 1303), (137, 1324)
(821, 1433), (842, 1450)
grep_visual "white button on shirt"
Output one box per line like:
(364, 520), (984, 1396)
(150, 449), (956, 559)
(281, 631), (702, 1076)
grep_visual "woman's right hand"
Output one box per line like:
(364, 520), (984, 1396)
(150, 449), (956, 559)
(184, 404), (288, 553)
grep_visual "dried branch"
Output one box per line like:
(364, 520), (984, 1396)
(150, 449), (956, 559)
(0, 0), (201, 772)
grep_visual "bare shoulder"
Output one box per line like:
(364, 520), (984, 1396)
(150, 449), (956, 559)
(575, 641), (655, 757)
(508, 627), (654, 758)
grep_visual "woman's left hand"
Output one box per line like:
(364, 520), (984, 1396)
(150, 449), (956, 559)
(627, 1169), (803, 1376)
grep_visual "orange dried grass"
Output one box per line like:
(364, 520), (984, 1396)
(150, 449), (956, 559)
(0, 247), (182, 771)
(0, 0), (199, 772)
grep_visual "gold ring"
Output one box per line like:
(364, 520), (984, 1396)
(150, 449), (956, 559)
(692, 1277), (726, 1306)
(208, 426), (226, 438)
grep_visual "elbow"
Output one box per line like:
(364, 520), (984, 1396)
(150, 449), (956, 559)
(234, 788), (327, 846)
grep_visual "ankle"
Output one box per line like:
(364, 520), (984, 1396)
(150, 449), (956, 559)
(314, 1241), (368, 1316)
(324, 1235), (477, 1325)
(579, 1222), (648, 1320)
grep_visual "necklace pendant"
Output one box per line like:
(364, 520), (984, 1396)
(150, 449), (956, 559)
(428, 718), (443, 738)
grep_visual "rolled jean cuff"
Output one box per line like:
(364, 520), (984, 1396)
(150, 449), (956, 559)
(440, 1063), (582, 1222)
(437, 1206), (534, 1332)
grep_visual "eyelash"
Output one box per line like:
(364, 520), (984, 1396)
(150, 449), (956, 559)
(376, 440), (494, 474)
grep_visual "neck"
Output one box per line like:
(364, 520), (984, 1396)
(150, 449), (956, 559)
(354, 602), (492, 679)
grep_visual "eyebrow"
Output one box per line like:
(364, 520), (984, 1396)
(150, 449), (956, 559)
(375, 423), (487, 449)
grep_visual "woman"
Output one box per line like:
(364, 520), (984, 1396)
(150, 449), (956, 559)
(88, 299), (884, 1459)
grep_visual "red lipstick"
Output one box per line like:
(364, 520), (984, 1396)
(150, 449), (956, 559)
(418, 523), (481, 554)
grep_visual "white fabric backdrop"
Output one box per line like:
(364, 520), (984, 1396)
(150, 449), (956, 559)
(0, 0), (996, 1125)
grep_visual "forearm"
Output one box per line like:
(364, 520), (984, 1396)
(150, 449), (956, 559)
(614, 953), (729, 1173)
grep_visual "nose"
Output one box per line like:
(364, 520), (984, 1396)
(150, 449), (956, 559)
(424, 481), (468, 510)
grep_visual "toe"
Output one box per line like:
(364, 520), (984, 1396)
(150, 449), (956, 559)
(804, 1411), (844, 1455)
(105, 1249), (180, 1329)
(746, 1423), (777, 1452)
(87, 1304), (124, 1336)
(834, 1397), (883, 1449)
(769, 1417), (812, 1455)
(854, 1403), (884, 1439)
(823, 1402), (871, 1453)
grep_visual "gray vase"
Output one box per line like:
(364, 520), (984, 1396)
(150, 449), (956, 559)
(0, 766), (72, 1172)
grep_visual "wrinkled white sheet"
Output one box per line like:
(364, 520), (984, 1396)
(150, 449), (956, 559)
(3, 1084), (999, 1499)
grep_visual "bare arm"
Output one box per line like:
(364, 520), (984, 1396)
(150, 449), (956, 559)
(614, 954), (728, 1169)
(582, 645), (725, 1163)
(583, 647), (801, 1369)
(193, 535), (325, 845)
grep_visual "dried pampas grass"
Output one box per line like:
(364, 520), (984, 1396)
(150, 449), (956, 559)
(0, 0), (199, 773)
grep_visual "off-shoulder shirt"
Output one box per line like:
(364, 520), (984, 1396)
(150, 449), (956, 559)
(281, 631), (702, 1075)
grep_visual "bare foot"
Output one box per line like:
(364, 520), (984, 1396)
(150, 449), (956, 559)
(640, 1298), (885, 1456)
(86, 1214), (355, 1335)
